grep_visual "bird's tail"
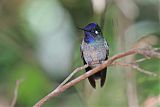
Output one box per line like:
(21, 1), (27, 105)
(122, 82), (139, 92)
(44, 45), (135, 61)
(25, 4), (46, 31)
(100, 68), (107, 87)
(86, 67), (107, 88)
(85, 66), (96, 88)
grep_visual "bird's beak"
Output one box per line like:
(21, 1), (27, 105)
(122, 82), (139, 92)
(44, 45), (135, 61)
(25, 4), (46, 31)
(77, 27), (88, 32)
(77, 27), (84, 30)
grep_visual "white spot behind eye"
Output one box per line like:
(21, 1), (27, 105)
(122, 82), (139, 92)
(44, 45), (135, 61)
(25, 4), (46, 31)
(95, 30), (98, 34)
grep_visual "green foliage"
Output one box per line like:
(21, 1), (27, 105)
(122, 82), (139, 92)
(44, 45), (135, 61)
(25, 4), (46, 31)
(8, 63), (52, 107)
(136, 56), (160, 103)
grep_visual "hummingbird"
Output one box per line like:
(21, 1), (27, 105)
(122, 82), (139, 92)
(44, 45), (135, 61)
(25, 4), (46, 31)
(79, 23), (109, 88)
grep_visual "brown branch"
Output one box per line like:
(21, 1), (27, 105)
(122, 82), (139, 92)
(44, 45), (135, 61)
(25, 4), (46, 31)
(34, 48), (160, 107)
(137, 48), (160, 58)
(10, 79), (23, 107)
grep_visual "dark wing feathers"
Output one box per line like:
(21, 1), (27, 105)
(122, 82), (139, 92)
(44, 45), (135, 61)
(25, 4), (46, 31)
(80, 47), (96, 88)
(86, 66), (96, 88)
(100, 56), (108, 87)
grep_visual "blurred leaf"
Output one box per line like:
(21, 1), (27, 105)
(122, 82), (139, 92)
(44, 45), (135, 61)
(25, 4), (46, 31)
(8, 63), (52, 107)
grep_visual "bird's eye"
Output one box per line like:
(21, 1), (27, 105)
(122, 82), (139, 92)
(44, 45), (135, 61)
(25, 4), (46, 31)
(95, 30), (98, 34)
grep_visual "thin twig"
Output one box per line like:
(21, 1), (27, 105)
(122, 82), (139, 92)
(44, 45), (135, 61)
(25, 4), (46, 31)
(154, 48), (160, 51)
(112, 62), (158, 77)
(135, 57), (150, 63)
(58, 64), (88, 88)
(34, 48), (160, 107)
(10, 79), (23, 107)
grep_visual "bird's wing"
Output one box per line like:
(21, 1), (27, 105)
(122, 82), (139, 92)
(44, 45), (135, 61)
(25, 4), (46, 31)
(100, 40), (109, 87)
(100, 56), (108, 87)
(104, 39), (109, 56)
(80, 45), (96, 88)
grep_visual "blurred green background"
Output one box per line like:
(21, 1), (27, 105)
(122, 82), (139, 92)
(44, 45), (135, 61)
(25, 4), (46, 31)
(0, 0), (159, 107)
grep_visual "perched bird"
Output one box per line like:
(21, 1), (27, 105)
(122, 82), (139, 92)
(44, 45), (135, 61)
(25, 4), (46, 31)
(79, 23), (109, 88)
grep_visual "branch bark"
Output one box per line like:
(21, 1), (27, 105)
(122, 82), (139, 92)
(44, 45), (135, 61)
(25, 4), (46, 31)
(34, 48), (160, 107)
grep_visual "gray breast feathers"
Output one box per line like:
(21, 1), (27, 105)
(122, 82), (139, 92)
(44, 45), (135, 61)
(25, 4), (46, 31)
(81, 40), (109, 65)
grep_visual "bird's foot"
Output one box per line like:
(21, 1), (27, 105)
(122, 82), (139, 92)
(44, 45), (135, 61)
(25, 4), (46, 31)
(99, 60), (105, 64)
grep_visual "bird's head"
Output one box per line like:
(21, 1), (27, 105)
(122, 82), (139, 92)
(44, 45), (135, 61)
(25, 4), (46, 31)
(78, 23), (103, 43)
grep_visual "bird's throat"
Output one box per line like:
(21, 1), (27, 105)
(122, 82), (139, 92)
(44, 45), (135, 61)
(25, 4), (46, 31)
(84, 32), (95, 43)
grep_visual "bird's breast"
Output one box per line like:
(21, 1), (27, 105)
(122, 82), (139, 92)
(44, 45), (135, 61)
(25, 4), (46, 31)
(82, 42), (107, 66)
